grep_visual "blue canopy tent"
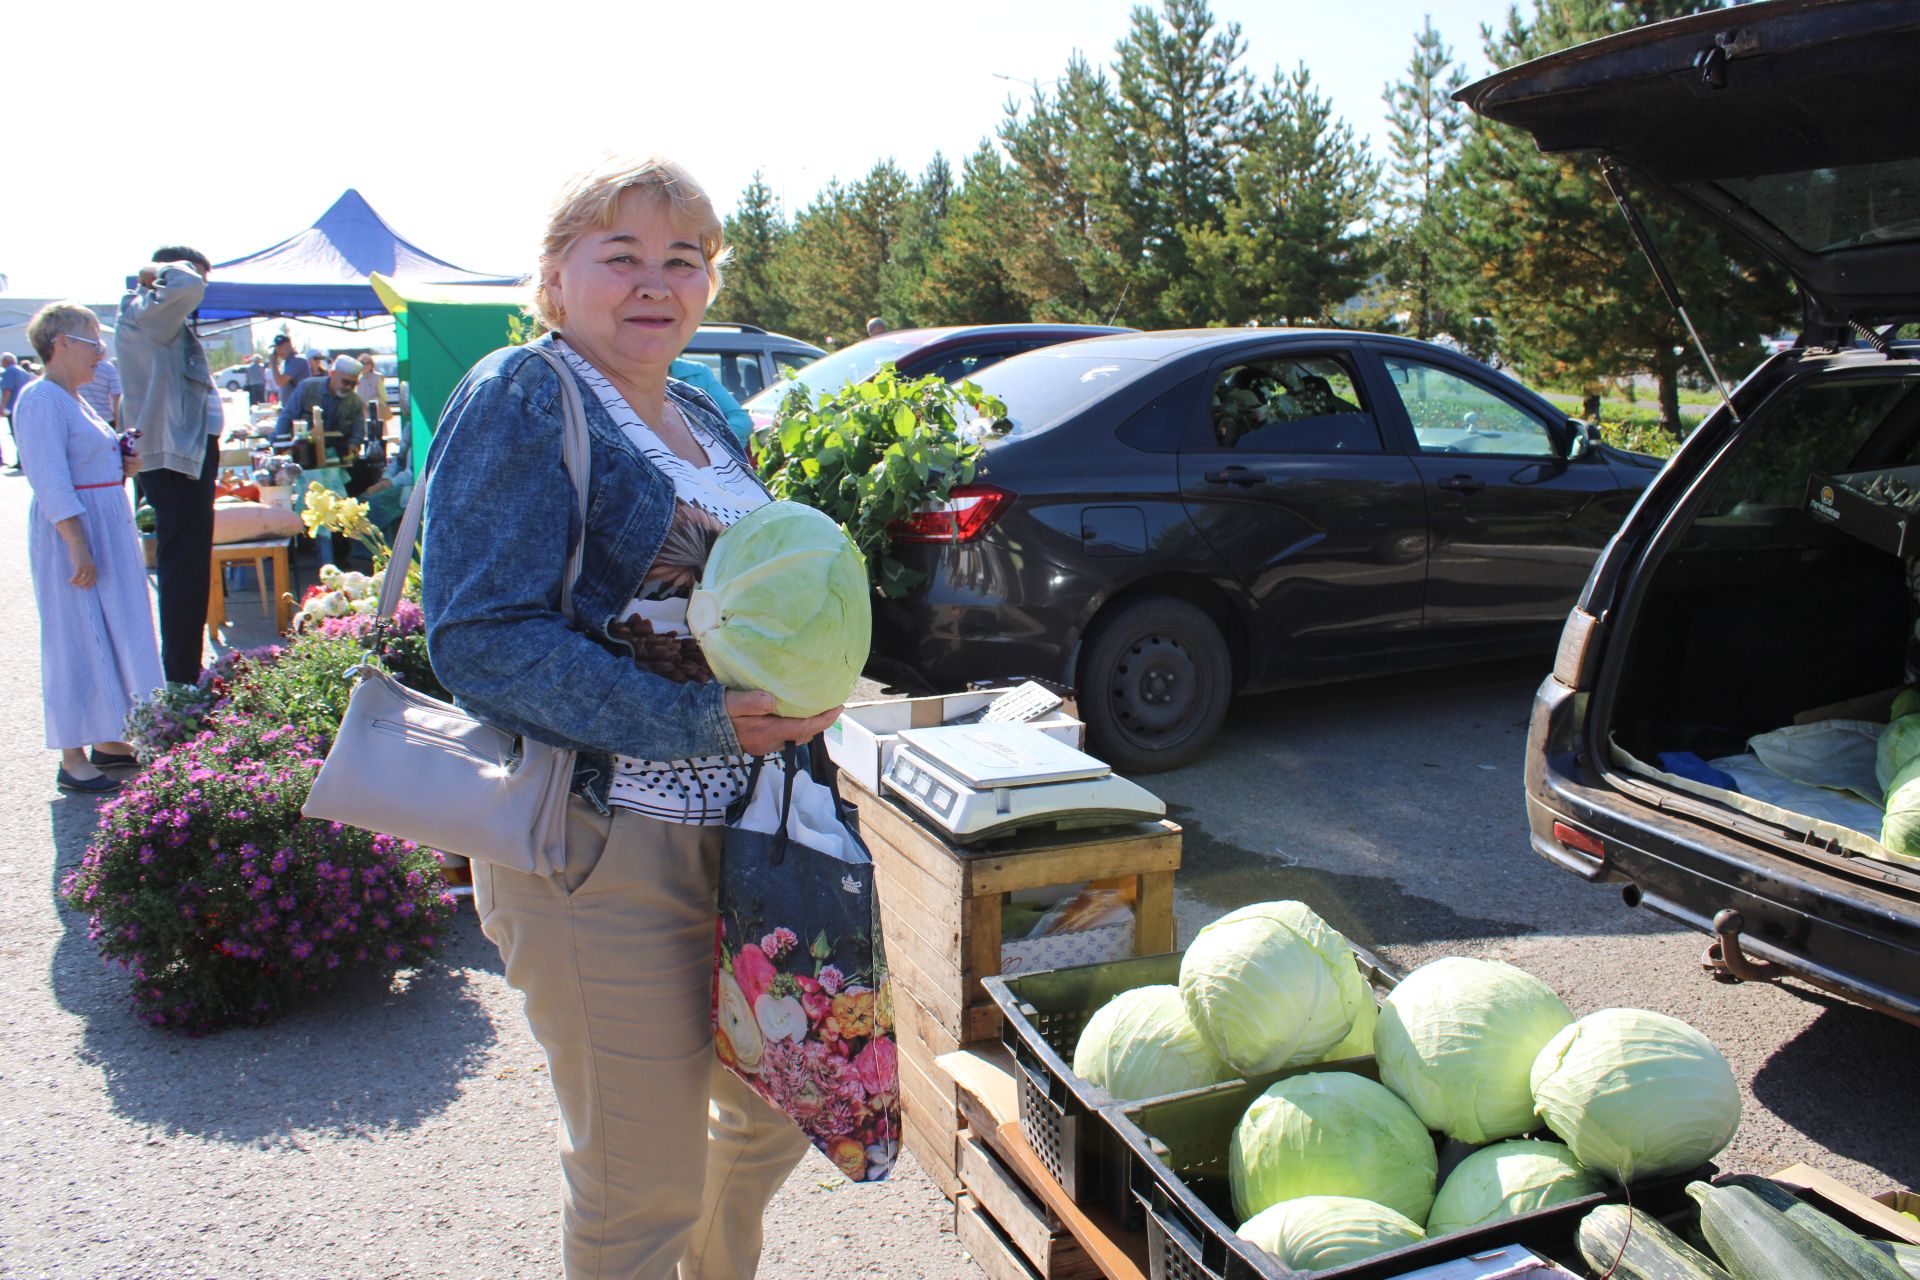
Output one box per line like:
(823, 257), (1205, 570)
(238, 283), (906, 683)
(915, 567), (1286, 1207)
(197, 189), (519, 321)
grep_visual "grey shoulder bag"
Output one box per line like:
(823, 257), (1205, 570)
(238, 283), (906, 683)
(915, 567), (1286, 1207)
(302, 344), (590, 876)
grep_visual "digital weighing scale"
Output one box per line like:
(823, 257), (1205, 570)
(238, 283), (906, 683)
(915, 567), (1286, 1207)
(882, 722), (1166, 844)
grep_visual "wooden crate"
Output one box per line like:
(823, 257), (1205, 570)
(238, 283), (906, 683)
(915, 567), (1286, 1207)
(956, 1192), (1044, 1280)
(959, 1135), (1102, 1280)
(849, 777), (1179, 1047)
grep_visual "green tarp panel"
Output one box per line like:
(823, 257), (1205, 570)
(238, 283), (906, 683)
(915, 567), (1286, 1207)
(370, 274), (530, 467)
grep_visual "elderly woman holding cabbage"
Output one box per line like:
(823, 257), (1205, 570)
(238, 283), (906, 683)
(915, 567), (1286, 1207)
(421, 156), (847, 1279)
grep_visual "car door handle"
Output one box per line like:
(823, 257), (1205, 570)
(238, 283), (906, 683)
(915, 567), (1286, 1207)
(1438, 474), (1486, 494)
(1204, 466), (1265, 488)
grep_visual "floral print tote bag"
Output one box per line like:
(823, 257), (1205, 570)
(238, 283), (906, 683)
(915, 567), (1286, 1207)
(715, 739), (899, 1181)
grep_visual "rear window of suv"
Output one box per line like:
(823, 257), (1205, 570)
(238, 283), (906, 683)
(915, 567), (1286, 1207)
(1685, 377), (1919, 526)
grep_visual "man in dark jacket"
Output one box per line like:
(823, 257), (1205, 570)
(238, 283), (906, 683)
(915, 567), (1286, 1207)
(273, 354), (365, 462)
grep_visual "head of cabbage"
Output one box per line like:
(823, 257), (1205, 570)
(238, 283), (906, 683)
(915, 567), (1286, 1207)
(1883, 770), (1920, 862)
(1374, 956), (1573, 1144)
(1877, 713), (1920, 795)
(1072, 985), (1228, 1102)
(1893, 687), (1920, 722)
(1180, 901), (1367, 1075)
(1529, 1008), (1740, 1184)
(1425, 1140), (1604, 1236)
(686, 501), (870, 718)
(1229, 1071), (1439, 1224)
(1237, 1196), (1425, 1271)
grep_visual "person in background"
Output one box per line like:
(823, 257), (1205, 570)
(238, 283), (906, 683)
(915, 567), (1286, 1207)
(273, 354), (365, 460)
(13, 303), (161, 794)
(355, 352), (386, 456)
(1, 351), (35, 469)
(423, 154), (832, 1279)
(865, 316), (887, 338)
(244, 354), (267, 406)
(668, 356), (752, 447)
(119, 246), (217, 687)
(75, 354), (122, 427)
(270, 334), (306, 404)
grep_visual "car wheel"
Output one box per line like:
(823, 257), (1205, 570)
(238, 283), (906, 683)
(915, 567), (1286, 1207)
(1080, 596), (1233, 774)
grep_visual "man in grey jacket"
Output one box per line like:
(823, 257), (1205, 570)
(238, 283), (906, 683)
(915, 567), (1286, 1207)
(119, 246), (217, 685)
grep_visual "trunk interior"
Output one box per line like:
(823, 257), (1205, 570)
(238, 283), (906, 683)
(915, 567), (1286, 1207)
(1604, 356), (1920, 880)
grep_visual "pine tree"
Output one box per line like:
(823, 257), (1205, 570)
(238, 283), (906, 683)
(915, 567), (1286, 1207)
(1185, 64), (1378, 326)
(719, 171), (791, 333)
(881, 153), (955, 326)
(1453, 0), (1793, 429)
(1380, 19), (1471, 341)
(914, 143), (1033, 326)
(774, 161), (912, 346)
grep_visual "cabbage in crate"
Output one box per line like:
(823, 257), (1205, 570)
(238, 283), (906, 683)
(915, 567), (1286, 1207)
(1072, 985), (1229, 1102)
(1374, 956), (1573, 1144)
(1424, 1139), (1604, 1236)
(1179, 900), (1368, 1075)
(685, 501), (871, 718)
(1236, 1195), (1425, 1272)
(1228, 1070), (1438, 1224)
(1529, 1007), (1740, 1184)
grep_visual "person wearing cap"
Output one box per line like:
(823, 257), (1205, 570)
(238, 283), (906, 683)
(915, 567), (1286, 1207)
(865, 316), (887, 338)
(273, 354), (365, 461)
(271, 334), (307, 404)
(119, 245), (217, 686)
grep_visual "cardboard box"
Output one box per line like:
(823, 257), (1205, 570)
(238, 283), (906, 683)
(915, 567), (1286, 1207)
(826, 690), (1084, 794)
(1806, 464), (1920, 558)
(998, 920), (1136, 976)
(1770, 1163), (1920, 1247)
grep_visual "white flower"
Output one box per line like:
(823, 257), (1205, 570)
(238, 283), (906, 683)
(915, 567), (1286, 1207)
(754, 993), (808, 1044)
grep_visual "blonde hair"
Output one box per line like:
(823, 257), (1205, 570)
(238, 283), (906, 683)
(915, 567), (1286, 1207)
(27, 302), (101, 362)
(532, 155), (729, 331)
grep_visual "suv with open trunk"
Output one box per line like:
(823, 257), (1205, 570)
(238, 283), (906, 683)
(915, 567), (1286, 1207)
(1464, 0), (1920, 1025)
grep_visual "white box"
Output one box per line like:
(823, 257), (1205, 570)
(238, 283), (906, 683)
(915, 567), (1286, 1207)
(999, 921), (1135, 976)
(826, 689), (1084, 794)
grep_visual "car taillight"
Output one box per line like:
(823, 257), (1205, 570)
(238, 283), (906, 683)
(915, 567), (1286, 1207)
(1551, 608), (1600, 690)
(889, 484), (1013, 543)
(1551, 820), (1606, 868)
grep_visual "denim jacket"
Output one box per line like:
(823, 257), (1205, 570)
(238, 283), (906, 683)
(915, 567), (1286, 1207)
(421, 335), (750, 811)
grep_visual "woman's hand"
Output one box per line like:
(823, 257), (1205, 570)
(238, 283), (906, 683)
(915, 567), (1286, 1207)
(68, 545), (97, 589)
(121, 452), (140, 479)
(725, 690), (842, 756)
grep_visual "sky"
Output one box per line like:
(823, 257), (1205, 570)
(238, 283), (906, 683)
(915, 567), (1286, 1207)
(1, 0), (1525, 316)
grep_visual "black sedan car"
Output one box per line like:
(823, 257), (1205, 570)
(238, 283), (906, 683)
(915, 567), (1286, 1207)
(1467, 0), (1920, 1023)
(873, 330), (1661, 772)
(743, 323), (1131, 435)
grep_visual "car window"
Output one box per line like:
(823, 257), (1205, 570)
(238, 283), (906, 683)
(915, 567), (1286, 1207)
(913, 347), (1015, 385)
(1384, 357), (1559, 458)
(746, 336), (926, 409)
(773, 349), (818, 375)
(965, 351), (1158, 438)
(1208, 353), (1381, 453)
(680, 350), (767, 400)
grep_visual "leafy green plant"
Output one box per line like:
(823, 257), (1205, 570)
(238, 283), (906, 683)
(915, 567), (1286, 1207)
(754, 365), (1005, 598)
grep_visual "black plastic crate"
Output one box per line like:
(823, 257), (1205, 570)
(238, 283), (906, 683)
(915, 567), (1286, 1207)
(1114, 1074), (1707, 1280)
(982, 946), (1399, 1215)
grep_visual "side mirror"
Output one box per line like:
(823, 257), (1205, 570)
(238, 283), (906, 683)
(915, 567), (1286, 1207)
(1565, 418), (1596, 461)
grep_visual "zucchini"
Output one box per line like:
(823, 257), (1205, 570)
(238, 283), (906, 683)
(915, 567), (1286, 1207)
(1686, 1181), (1860, 1280)
(1577, 1204), (1732, 1280)
(1716, 1174), (1905, 1280)
(1868, 1239), (1920, 1280)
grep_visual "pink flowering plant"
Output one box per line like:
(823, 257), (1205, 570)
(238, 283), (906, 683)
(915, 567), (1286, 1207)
(713, 898), (897, 1181)
(67, 631), (456, 1033)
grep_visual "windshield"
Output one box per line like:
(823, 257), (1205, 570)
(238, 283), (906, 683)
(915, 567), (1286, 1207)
(1719, 158), (1920, 254)
(966, 350), (1155, 437)
(743, 337), (926, 409)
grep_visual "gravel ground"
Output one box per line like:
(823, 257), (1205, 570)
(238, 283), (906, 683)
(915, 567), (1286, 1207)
(0, 473), (974, 1280)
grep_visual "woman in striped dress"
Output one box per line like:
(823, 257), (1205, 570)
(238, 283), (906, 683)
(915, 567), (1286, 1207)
(14, 303), (161, 794)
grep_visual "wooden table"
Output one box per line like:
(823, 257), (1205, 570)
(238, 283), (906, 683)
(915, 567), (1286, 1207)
(208, 539), (293, 636)
(843, 777), (1180, 1201)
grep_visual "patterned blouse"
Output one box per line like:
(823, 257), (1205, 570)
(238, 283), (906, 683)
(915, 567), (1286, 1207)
(557, 340), (770, 825)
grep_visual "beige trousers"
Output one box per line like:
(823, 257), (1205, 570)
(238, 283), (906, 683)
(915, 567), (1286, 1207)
(475, 798), (810, 1280)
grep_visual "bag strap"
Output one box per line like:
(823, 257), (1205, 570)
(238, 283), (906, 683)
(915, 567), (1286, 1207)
(376, 341), (592, 623)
